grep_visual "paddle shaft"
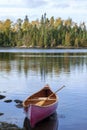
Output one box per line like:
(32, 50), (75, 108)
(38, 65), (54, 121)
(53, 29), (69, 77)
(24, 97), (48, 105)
(49, 85), (65, 98)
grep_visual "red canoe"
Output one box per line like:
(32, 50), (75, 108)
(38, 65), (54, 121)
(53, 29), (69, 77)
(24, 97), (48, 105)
(23, 84), (58, 127)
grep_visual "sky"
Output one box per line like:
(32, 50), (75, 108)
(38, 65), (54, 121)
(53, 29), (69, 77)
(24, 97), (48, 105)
(0, 0), (87, 24)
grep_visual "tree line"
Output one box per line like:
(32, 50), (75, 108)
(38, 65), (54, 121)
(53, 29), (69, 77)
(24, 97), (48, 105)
(0, 13), (87, 48)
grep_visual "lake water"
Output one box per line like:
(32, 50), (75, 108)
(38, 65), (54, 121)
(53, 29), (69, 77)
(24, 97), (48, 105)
(0, 48), (87, 130)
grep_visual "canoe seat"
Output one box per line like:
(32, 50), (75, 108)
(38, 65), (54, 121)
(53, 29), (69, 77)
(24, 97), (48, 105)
(35, 97), (56, 106)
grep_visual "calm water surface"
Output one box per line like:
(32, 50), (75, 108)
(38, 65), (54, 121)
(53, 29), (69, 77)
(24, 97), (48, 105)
(0, 48), (87, 130)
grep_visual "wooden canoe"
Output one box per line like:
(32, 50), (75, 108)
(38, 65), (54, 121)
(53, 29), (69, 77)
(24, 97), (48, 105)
(23, 84), (58, 127)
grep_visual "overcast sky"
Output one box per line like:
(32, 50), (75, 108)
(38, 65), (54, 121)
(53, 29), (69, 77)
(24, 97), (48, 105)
(0, 0), (87, 24)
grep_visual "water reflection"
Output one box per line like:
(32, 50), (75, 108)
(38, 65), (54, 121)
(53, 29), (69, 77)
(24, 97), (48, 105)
(23, 112), (58, 130)
(0, 52), (87, 81)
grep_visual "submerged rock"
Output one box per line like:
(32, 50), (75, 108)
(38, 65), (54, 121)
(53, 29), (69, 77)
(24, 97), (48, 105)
(15, 103), (23, 108)
(4, 99), (12, 103)
(0, 113), (4, 116)
(58, 114), (65, 118)
(14, 99), (23, 109)
(14, 99), (23, 104)
(0, 95), (6, 100)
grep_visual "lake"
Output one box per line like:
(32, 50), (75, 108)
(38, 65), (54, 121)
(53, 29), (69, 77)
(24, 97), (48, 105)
(0, 48), (87, 130)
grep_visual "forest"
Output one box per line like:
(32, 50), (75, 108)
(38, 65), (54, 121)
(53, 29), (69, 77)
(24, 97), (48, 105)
(0, 13), (87, 48)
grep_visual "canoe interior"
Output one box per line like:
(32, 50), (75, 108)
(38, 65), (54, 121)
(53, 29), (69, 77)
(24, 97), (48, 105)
(23, 86), (57, 107)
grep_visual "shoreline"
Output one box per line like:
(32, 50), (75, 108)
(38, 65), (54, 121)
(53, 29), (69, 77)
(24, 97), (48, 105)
(0, 122), (24, 130)
(0, 46), (87, 49)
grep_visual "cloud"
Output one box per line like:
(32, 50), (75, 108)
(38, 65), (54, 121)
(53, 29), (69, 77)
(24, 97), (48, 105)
(53, 3), (69, 9)
(0, 0), (47, 8)
(0, 0), (87, 24)
(48, 0), (87, 10)
(0, 0), (25, 7)
(25, 0), (47, 8)
(68, 0), (87, 9)
(0, 0), (48, 21)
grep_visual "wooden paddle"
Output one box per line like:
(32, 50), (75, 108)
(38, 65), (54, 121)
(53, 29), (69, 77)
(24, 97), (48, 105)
(36, 85), (65, 106)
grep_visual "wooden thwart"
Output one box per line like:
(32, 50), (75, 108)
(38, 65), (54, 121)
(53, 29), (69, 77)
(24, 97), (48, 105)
(29, 98), (56, 101)
(36, 85), (65, 106)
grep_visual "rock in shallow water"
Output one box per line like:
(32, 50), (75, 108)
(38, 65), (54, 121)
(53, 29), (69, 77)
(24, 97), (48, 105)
(4, 99), (12, 103)
(0, 113), (4, 116)
(14, 99), (23, 104)
(15, 103), (23, 108)
(0, 95), (6, 100)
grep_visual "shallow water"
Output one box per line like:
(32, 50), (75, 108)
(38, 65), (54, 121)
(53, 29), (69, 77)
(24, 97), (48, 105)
(0, 48), (87, 130)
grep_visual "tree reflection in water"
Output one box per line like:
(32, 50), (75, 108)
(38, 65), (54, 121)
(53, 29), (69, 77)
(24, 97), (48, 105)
(0, 52), (86, 81)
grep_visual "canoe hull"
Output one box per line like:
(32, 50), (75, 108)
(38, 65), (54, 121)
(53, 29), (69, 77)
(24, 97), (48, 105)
(24, 101), (58, 127)
(24, 112), (58, 130)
